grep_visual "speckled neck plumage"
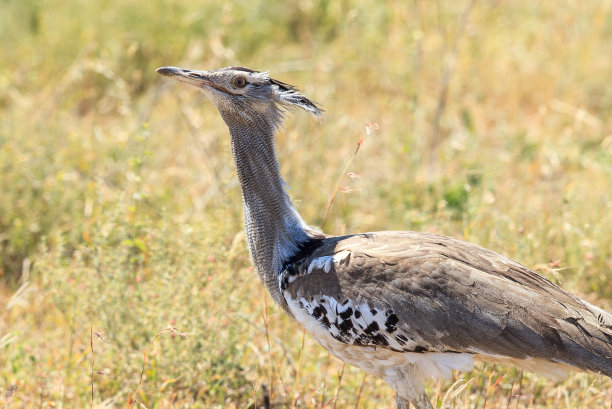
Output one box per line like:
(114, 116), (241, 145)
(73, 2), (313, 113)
(226, 109), (314, 311)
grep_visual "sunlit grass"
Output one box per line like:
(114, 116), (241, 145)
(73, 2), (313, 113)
(1, 0), (611, 407)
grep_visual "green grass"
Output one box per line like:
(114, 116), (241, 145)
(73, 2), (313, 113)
(1, 0), (612, 407)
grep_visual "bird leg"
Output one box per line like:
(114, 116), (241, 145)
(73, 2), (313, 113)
(396, 394), (410, 409)
(387, 366), (434, 409)
(395, 392), (433, 409)
(396, 392), (434, 409)
(404, 392), (434, 409)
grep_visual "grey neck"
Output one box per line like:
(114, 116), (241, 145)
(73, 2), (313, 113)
(225, 111), (312, 310)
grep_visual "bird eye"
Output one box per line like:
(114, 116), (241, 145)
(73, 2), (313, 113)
(232, 77), (247, 88)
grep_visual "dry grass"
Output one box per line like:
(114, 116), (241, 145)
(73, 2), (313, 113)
(1, 0), (612, 407)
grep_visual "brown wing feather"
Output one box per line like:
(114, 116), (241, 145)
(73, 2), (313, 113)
(283, 231), (612, 376)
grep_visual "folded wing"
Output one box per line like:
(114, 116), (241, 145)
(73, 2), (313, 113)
(281, 231), (612, 377)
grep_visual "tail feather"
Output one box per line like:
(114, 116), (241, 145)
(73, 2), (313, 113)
(586, 301), (612, 332)
(556, 300), (612, 378)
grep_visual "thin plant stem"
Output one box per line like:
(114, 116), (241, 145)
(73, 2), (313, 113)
(505, 371), (517, 409)
(261, 288), (274, 403)
(332, 362), (346, 409)
(319, 353), (331, 409)
(513, 371), (523, 409)
(429, 0), (476, 173)
(90, 324), (94, 408)
(485, 371), (506, 409)
(483, 365), (495, 409)
(290, 328), (307, 409)
(354, 373), (367, 409)
(126, 327), (188, 408)
(321, 134), (366, 229)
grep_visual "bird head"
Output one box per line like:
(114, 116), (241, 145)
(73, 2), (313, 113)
(156, 66), (322, 130)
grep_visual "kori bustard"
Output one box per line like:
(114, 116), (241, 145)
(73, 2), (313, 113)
(157, 66), (612, 409)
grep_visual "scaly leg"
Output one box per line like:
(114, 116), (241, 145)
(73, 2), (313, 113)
(396, 393), (410, 409)
(387, 365), (434, 409)
(396, 392), (434, 409)
(404, 391), (433, 409)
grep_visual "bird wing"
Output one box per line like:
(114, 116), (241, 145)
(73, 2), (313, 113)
(281, 231), (612, 376)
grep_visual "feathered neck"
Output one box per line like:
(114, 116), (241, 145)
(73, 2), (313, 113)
(225, 109), (315, 310)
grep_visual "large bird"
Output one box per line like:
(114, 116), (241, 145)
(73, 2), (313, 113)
(157, 65), (612, 409)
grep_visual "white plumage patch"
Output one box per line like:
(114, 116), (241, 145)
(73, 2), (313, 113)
(285, 250), (351, 284)
(308, 250), (351, 274)
(307, 256), (334, 274)
(474, 354), (573, 381)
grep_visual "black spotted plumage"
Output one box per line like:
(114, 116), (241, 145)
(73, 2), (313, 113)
(385, 314), (399, 333)
(338, 307), (353, 320)
(338, 319), (353, 332)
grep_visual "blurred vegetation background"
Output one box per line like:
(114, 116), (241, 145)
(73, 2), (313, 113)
(1, 0), (611, 408)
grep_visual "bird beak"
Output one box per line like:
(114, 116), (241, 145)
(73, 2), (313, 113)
(156, 66), (239, 95)
(156, 66), (214, 88)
